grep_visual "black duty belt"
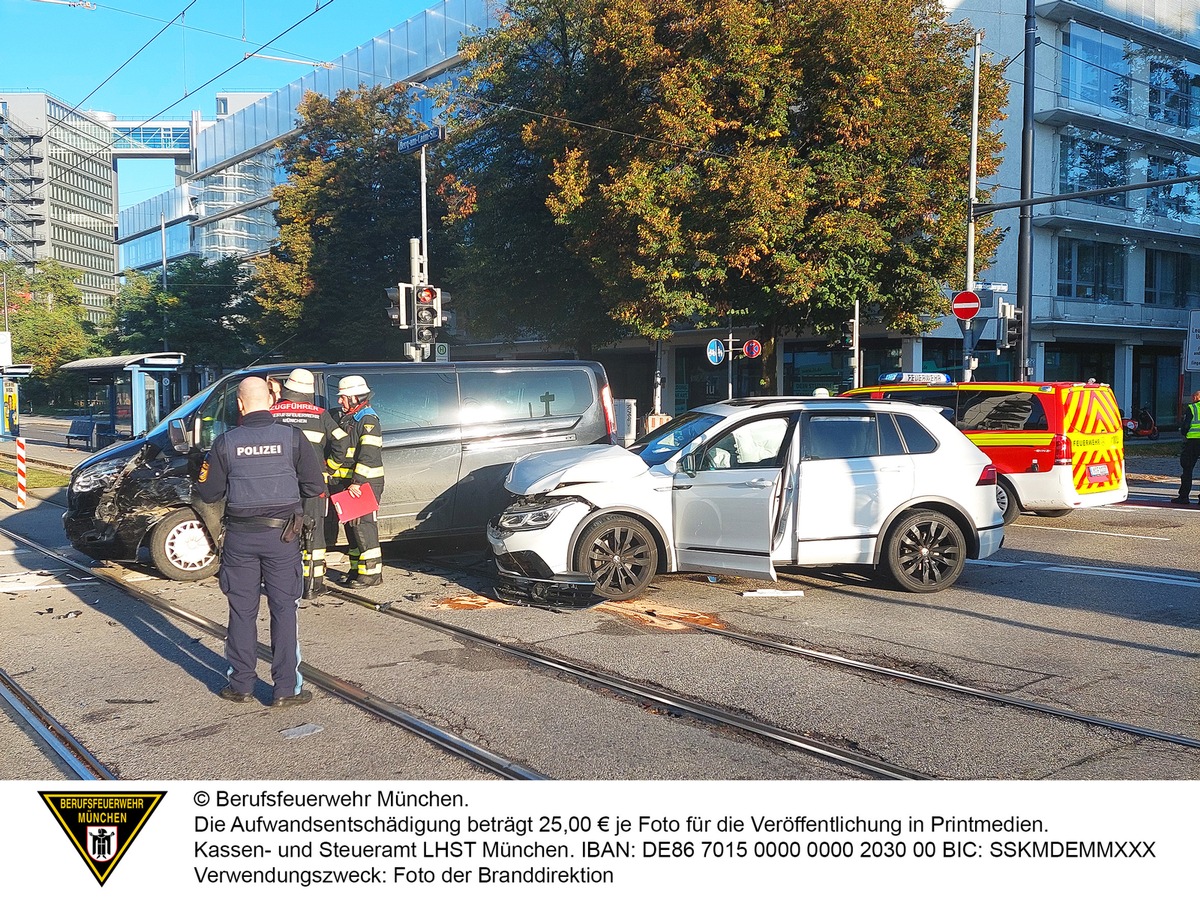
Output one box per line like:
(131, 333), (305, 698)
(226, 514), (291, 529)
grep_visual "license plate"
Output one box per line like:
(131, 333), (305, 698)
(1087, 463), (1109, 481)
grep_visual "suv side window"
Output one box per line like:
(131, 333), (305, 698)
(458, 368), (594, 423)
(881, 389), (958, 422)
(890, 414), (939, 453)
(958, 390), (1048, 431)
(701, 416), (791, 470)
(804, 414), (879, 459)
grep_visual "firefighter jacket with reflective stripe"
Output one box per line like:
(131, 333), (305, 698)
(339, 405), (385, 490)
(1187, 402), (1200, 440)
(195, 411), (325, 521)
(269, 399), (351, 476)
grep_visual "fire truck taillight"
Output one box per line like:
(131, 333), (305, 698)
(976, 464), (998, 486)
(1052, 434), (1073, 466)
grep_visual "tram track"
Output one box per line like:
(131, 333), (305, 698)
(0, 525), (543, 782)
(391, 550), (1200, 755)
(0, 526), (926, 780)
(0, 665), (116, 780)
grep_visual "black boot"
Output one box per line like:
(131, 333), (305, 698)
(354, 573), (383, 587)
(303, 577), (326, 599)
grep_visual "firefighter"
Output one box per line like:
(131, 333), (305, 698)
(195, 376), (325, 707)
(332, 375), (385, 587)
(269, 368), (351, 597)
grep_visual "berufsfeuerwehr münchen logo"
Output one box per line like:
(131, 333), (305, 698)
(40, 791), (166, 886)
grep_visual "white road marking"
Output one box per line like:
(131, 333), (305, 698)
(1011, 523), (1169, 541)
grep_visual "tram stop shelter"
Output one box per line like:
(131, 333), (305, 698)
(59, 352), (185, 447)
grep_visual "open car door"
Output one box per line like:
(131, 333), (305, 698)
(672, 414), (795, 581)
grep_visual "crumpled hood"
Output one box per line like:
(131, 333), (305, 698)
(505, 444), (648, 496)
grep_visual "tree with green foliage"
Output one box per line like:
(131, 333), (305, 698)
(438, 1), (627, 357)
(252, 85), (432, 361)
(108, 257), (253, 369)
(0, 259), (98, 376)
(446, 0), (1007, 388)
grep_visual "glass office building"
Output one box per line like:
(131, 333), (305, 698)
(117, 0), (492, 270)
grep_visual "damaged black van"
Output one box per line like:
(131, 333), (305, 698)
(63, 360), (616, 580)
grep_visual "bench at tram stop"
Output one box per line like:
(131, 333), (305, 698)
(64, 417), (97, 451)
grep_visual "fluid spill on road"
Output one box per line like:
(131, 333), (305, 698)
(435, 594), (511, 611)
(597, 599), (726, 631)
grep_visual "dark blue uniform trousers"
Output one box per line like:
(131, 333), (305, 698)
(219, 528), (304, 701)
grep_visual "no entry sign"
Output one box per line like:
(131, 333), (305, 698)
(952, 290), (981, 320)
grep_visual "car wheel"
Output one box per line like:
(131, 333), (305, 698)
(1033, 509), (1073, 519)
(574, 514), (659, 601)
(883, 509), (966, 593)
(996, 477), (1021, 525)
(148, 509), (219, 581)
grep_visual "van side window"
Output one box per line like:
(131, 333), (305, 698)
(362, 372), (459, 432)
(881, 389), (957, 423)
(891, 414), (939, 453)
(458, 369), (593, 423)
(805, 415), (878, 459)
(958, 390), (1048, 431)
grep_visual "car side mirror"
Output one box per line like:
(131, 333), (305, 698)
(679, 451), (698, 476)
(168, 418), (190, 453)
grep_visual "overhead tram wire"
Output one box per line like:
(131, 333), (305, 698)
(62, 0), (343, 176)
(56, 0), (202, 124)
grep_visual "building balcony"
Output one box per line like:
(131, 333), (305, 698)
(1037, 1), (1200, 56)
(1033, 199), (1200, 248)
(1035, 97), (1200, 153)
(1039, 296), (1190, 334)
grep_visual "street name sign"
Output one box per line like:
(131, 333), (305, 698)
(398, 126), (446, 154)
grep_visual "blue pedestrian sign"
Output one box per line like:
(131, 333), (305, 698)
(706, 338), (726, 366)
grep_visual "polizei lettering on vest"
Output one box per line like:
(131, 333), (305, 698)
(235, 445), (284, 457)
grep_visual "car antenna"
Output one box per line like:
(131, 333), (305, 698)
(244, 334), (298, 370)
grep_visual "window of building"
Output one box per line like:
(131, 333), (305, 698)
(1057, 238), (1126, 302)
(1145, 248), (1200, 308)
(1149, 60), (1200, 130)
(1060, 24), (1131, 113)
(1147, 155), (1199, 220)
(1059, 136), (1127, 207)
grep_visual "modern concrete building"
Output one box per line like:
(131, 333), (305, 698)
(0, 93), (117, 323)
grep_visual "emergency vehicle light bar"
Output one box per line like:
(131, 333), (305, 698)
(877, 372), (952, 385)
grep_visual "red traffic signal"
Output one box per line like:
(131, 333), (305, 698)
(412, 285), (442, 343)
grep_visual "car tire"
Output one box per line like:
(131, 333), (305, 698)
(148, 508), (219, 581)
(996, 477), (1021, 526)
(883, 509), (966, 593)
(1033, 509), (1073, 519)
(573, 514), (659, 601)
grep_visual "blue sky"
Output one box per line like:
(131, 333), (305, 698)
(0, 0), (436, 206)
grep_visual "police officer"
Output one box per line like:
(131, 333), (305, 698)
(332, 375), (385, 587)
(196, 377), (325, 707)
(1173, 389), (1200, 504)
(269, 368), (351, 597)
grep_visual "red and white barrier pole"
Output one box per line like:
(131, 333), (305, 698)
(16, 437), (27, 508)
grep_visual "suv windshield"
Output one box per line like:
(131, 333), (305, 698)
(631, 411), (723, 465)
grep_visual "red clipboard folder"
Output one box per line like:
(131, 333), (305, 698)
(330, 483), (379, 522)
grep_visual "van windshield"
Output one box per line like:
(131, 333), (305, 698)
(143, 388), (214, 447)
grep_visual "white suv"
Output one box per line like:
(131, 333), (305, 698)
(488, 398), (1005, 604)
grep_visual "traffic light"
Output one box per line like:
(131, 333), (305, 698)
(998, 303), (1023, 351)
(412, 284), (442, 344)
(385, 283), (411, 328)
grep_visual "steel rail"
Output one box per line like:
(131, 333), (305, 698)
(0, 525), (545, 781)
(394, 555), (1200, 753)
(328, 585), (925, 781)
(679, 620), (1200, 750)
(0, 666), (116, 779)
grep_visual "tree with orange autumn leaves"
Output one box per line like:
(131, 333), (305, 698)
(441, 0), (1007, 386)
